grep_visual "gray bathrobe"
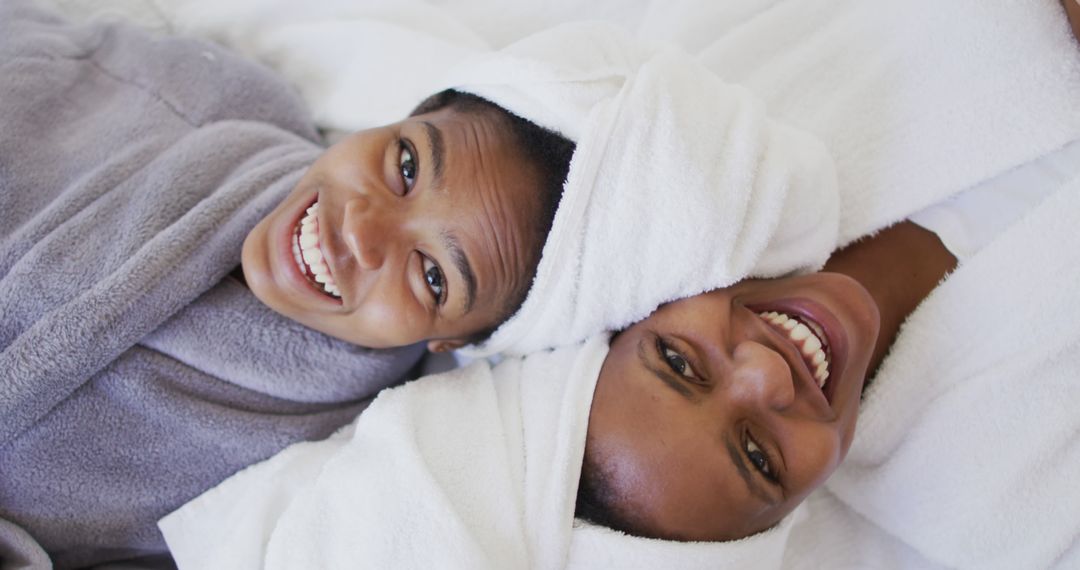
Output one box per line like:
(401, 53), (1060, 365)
(0, 2), (424, 567)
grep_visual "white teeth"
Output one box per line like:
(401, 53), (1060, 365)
(292, 241), (305, 271)
(299, 232), (319, 249)
(757, 310), (831, 390)
(294, 202), (341, 298)
(302, 246), (323, 265)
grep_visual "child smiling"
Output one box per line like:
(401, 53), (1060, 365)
(0, 2), (571, 567)
(242, 90), (573, 352)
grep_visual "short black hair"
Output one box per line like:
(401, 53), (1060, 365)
(575, 441), (660, 540)
(411, 89), (575, 344)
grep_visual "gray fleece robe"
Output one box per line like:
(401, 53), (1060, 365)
(0, 2), (424, 567)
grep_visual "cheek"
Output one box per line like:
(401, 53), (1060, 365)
(346, 284), (430, 346)
(788, 426), (846, 492)
(240, 221), (267, 275)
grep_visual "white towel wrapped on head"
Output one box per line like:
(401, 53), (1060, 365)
(440, 23), (840, 356)
(160, 334), (801, 569)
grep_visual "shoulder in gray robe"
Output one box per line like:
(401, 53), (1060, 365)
(0, 2), (424, 567)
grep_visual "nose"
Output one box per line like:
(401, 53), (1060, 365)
(726, 340), (796, 412)
(342, 194), (395, 271)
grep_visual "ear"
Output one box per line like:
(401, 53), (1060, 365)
(426, 338), (467, 353)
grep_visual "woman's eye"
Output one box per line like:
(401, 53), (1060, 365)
(659, 340), (697, 379)
(422, 256), (445, 304)
(399, 141), (417, 191)
(746, 438), (776, 481)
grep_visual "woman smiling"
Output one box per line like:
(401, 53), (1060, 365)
(580, 220), (954, 542)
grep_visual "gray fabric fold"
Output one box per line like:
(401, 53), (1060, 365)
(0, 2), (424, 567)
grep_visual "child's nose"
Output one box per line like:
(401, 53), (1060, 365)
(342, 194), (395, 271)
(727, 341), (796, 412)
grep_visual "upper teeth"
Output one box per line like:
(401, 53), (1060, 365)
(293, 202), (341, 298)
(758, 311), (830, 388)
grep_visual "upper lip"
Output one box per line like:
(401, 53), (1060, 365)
(746, 305), (832, 416)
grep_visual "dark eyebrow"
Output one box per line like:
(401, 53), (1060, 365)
(440, 230), (477, 313)
(724, 439), (779, 507)
(421, 121), (446, 189)
(638, 338), (698, 401)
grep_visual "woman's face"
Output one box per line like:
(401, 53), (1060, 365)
(242, 106), (543, 351)
(585, 272), (880, 541)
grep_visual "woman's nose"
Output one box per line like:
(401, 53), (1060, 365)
(342, 194), (395, 271)
(726, 341), (796, 412)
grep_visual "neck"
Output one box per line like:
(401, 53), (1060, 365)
(822, 221), (957, 374)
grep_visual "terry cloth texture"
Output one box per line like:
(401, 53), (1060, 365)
(799, 174), (1080, 569)
(0, 2), (423, 567)
(447, 0), (1080, 356)
(446, 22), (841, 356)
(160, 335), (801, 570)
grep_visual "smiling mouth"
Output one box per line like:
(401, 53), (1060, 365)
(757, 311), (831, 390)
(292, 200), (341, 299)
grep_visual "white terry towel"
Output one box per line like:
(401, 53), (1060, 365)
(784, 176), (1080, 569)
(651, 0), (1080, 245)
(159, 334), (801, 570)
(443, 22), (840, 356)
(443, 0), (1080, 356)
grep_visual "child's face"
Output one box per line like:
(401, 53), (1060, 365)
(585, 272), (881, 541)
(243, 106), (543, 351)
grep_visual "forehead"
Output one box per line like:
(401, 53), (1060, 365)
(412, 107), (544, 324)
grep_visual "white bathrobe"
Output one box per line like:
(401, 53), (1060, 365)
(159, 334), (805, 570)
(159, 174), (1080, 569)
(782, 175), (1080, 569)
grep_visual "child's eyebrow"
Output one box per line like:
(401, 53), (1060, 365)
(421, 120), (446, 188)
(440, 230), (477, 313)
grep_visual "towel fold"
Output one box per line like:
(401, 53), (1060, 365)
(445, 23), (840, 356)
(161, 334), (801, 569)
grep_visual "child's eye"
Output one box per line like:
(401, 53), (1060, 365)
(746, 437), (778, 483)
(657, 339), (698, 380)
(399, 140), (418, 192)
(422, 256), (445, 304)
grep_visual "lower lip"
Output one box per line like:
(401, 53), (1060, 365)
(751, 298), (848, 405)
(277, 193), (341, 305)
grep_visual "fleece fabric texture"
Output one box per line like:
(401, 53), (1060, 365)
(160, 335), (802, 570)
(0, 2), (423, 567)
